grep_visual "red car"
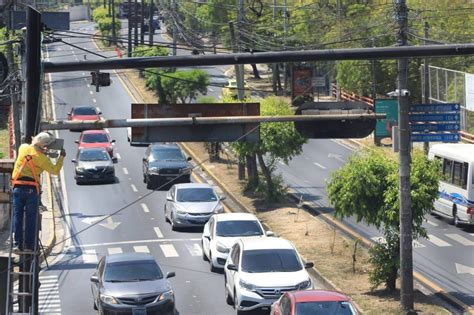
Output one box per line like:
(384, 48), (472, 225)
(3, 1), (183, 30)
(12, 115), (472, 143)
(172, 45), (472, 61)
(270, 290), (357, 315)
(75, 130), (115, 156)
(68, 106), (102, 121)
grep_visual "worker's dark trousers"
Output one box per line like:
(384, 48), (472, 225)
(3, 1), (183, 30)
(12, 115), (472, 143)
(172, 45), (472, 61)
(12, 186), (39, 250)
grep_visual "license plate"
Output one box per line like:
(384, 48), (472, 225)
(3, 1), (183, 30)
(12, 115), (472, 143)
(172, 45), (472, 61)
(132, 307), (146, 315)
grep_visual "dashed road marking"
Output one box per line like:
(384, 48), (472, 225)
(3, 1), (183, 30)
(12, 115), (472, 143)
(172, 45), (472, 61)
(82, 72), (86, 76)
(141, 203), (150, 213)
(89, 90), (93, 95)
(131, 184), (138, 192)
(92, 98), (97, 103)
(123, 167), (129, 175)
(108, 247), (123, 254)
(426, 220), (438, 227)
(160, 244), (179, 257)
(445, 234), (474, 246)
(154, 227), (164, 238)
(83, 249), (98, 263)
(313, 162), (326, 169)
(134, 245), (150, 253)
(185, 243), (202, 256)
(116, 153), (121, 159)
(427, 234), (451, 247)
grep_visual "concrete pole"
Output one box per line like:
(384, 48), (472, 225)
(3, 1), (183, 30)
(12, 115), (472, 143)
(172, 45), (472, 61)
(423, 21), (430, 154)
(172, 0), (177, 56)
(128, 1), (132, 56)
(148, 0), (153, 45)
(134, 0), (139, 47)
(140, 0), (145, 44)
(111, 0), (116, 45)
(395, 0), (414, 313)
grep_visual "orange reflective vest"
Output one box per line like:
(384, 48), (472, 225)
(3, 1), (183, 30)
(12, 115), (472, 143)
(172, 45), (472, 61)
(11, 152), (40, 194)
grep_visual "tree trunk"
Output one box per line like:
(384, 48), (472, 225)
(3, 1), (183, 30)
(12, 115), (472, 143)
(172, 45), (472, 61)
(251, 64), (261, 79)
(156, 74), (167, 104)
(386, 240), (400, 292)
(257, 152), (274, 197)
(246, 153), (258, 189)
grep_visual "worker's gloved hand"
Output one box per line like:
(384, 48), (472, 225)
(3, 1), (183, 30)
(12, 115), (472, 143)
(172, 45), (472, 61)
(60, 149), (66, 157)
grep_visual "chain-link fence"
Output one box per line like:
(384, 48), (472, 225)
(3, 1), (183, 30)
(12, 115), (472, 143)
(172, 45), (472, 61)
(422, 65), (474, 135)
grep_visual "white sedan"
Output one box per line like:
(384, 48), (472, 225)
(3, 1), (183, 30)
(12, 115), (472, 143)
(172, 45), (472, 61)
(201, 213), (273, 272)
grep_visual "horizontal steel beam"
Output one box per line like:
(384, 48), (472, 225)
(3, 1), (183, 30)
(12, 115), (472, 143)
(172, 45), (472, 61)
(40, 114), (385, 130)
(43, 44), (474, 73)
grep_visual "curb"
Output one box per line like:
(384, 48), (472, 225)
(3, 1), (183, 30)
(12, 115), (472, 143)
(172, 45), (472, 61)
(39, 174), (56, 266)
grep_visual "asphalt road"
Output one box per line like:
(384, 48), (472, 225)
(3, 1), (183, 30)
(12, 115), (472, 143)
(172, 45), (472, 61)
(276, 139), (474, 307)
(37, 21), (237, 315)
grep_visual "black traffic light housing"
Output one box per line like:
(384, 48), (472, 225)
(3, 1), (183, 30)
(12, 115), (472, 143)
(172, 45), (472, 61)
(294, 101), (376, 139)
(90, 71), (111, 92)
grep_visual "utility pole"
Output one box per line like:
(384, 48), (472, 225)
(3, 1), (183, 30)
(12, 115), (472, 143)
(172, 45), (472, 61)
(140, 0), (145, 45)
(229, 21), (245, 180)
(134, 0), (139, 47)
(171, 0), (177, 56)
(6, 38), (21, 154)
(108, 0), (111, 16)
(283, 0), (288, 93)
(111, 0), (116, 45)
(128, 0), (132, 56)
(148, 0), (153, 45)
(423, 21), (430, 154)
(395, 1), (414, 313)
(335, 0), (341, 101)
(103, 0), (106, 8)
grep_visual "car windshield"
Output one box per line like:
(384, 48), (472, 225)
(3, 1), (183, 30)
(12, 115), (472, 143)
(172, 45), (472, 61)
(74, 107), (97, 115)
(104, 260), (163, 282)
(241, 249), (302, 273)
(176, 188), (217, 202)
(150, 148), (184, 161)
(79, 150), (110, 161)
(295, 301), (356, 315)
(216, 220), (263, 237)
(82, 133), (108, 143)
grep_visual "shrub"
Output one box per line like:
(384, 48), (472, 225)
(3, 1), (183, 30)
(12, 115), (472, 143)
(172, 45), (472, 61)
(92, 7), (108, 22)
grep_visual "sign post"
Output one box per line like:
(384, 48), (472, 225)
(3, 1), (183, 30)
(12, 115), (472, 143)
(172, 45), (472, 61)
(409, 103), (460, 143)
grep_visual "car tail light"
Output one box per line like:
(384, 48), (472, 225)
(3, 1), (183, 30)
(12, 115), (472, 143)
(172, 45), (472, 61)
(467, 206), (473, 215)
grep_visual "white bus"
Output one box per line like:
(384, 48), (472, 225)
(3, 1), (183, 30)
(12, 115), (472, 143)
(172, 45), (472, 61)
(428, 143), (474, 226)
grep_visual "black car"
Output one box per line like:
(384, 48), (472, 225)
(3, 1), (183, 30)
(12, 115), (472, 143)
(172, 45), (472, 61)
(72, 147), (117, 184)
(90, 253), (176, 315)
(142, 143), (192, 190)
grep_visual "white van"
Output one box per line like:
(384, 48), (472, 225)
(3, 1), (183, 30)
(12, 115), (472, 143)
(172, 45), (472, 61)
(428, 143), (474, 226)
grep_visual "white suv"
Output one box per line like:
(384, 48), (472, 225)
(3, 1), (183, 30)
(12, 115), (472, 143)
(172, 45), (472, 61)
(224, 237), (314, 314)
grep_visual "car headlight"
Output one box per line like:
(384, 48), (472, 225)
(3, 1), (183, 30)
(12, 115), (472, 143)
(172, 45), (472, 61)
(149, 167), (160, 174)
(175, 207), (187, 215)
(179, 167), (191, 175)
(99, 294), (119, 304)
(239, 279), (256, 291)
(216, 241), (229, 253)
(297, 279), (312, 290)
(213, 204), (224, 214)
(158, 289), (174, 302)
(75, 167), (85, 173)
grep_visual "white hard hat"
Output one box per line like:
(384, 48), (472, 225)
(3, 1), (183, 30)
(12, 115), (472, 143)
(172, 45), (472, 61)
(32, 132), (55, 147)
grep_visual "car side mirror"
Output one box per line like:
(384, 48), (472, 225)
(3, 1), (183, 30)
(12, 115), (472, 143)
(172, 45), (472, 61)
(142, 157), (147, 162)
(74, 140), (79, 144)
(111, 139), (116, 143)
(166, 195), (172, 201)
(265, 231), (275, 237)
(98, 111), (102, 115)
(90, 274), (99, 283)
(226, 264), (238, 271)
(71, 159), (77, 163)
(219, 195), (226, 201)
(67, 113), (71, 118)
(112, 157), (118, 164)
(166, 272), (176, 279)
(187, 156), (192, 161)
(304, 262), (314, 269)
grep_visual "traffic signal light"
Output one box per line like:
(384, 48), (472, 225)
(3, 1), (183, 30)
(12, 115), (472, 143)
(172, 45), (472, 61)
(294, 102), (376, 139)
(90, 71), (111, 92)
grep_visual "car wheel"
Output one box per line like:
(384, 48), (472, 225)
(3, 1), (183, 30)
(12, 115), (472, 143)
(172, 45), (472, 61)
(225, 278), (233, 305)
(164, 207), (169, 222)
(452, 207), (460, 227)
(143, 172), (146, 183)
(202, 241), (208, 261)
(233, 289), (239, 310)
(170, 214), (177, 231)
(209, 253), (217, 272)
(93, 298), (98, 310)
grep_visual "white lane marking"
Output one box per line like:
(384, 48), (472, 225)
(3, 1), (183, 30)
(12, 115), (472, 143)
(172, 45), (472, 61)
(154, 227), (164, 238)
(74, 56), (79, 61)
(82, 72), (86, 76)
(87, 84), (90, 88)
(426, 220), (438, 227)
(92, 98), (97, 103)
(123, 167), (129, 174)
(134, 245), (150, 253)
(185, 243), (202, 256)
(70, 46), (74, 50)
(141, 203), (150, 213)
(427, 234), (451, 247)
(108, 247), (123, 254)
(160, 244), (179, 257)
(83, 249), (98, 263)
(58, 47), (62, 51)
(412, 240), (425, 248)
(445, 234), (474, 246)
(131, 184), (138, 192)
(39, 275), (58, 279)
(116, 153), (121, 159)
(313, 162), (326, 169)
(77, 238), (201, 248)
(89, 90), (93, 95)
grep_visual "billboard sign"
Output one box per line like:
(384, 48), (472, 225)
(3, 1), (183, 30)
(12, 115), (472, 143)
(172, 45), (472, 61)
(291, 67), (313, 100)
(409, 103), (460, 143)
(374, 99), (398, 138)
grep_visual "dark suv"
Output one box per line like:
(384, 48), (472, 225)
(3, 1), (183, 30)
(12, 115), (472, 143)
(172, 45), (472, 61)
(142, 143), (192, 189)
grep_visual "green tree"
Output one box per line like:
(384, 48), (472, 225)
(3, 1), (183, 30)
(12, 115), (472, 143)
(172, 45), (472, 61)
(160, 70), (209, 104)
(232, 96), (307, 201)
(92, 6), (108, 22)
(326, 149), (440, 291)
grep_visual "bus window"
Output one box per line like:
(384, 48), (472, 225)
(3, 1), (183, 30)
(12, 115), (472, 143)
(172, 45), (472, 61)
(452, 162), (468, 189)
(442, 159), (453, 182)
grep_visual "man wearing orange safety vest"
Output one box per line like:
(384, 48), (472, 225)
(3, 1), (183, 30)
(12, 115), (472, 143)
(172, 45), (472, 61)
(11, 132), (66, 253)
